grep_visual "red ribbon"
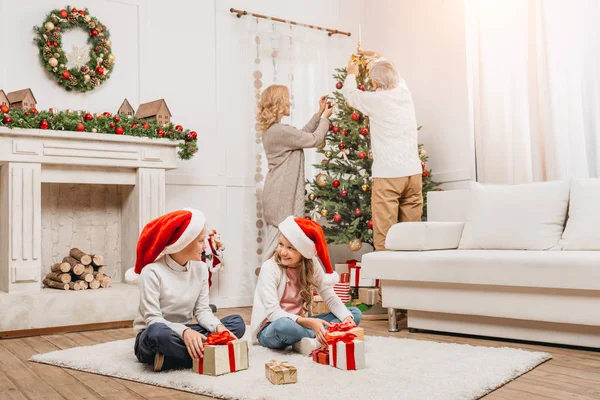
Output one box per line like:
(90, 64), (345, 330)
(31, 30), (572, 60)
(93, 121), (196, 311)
(340, 273), (350, 284)
(197, 332), (237, 374)
(326, 332), (357, 369)
(328, 320), (356, 333)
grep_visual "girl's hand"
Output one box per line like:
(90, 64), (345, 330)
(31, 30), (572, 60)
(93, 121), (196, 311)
(216, 323), (238, 339)
(298, 317), (332, 345)
(318, 95), (328, 115)
(347, 62), (359, 76)
(343, 315), (356, 326)
(322, 103), (334, 119)
(183, 328), (207, 360)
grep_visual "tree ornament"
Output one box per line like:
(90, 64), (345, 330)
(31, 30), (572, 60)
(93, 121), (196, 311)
(68, 13), (79, 24)
(360, 127), (369, 136)
(48, 57), (58, 67)
(62, 71), (71, 79)
(308, 193), (316, 201)
(0, 105), (9, 113)
(355, 208), (362, 217)
(342, 129), (348, 136)
(185, 133), (193, 141)
(157, 129), (165, 137)
(348, 238), (362, 252)
(95, 66), (105, 75)
(338, 143), (346, 151)
(113, 115), (121, 122)
(91, 128), (97, 133)
(325, 150), (333, 158)
(358, 151), (366, 159)
(76, 123), (85, 132)
(115, 126), (124, 135)
(102, 59), (112, 68)
(332, 179), (341, 188)
(43, 47), (53, 58)
(39, 120), (49, 129)
(351, 113), (359, 121)
(320, 208), (329, 217)
(340, 189), (348, 197)
(368, 150), (373, 160)
(368, 220), (374, 229)
(83, 113), (93, 121)
(59, 9), (68, 18)
(329, 124), (334, 131)
(131, 124), (137, 129)
(333, 213), (342, 223)
(143, 123), (150, 129)
(109, 122), (115, 128)
(362, 183), (370, 192)
(69, 76), (78, 86)
(3, 116), (12, 125)
(423, 169), (430, 177)
(175, 124), (184, 132)
(316, 173), (328, 187)
(333, 126), (340, 134)
(90, 77), (100, 87)
(44, 22), (55, 31)
(336, 82), (343, 89)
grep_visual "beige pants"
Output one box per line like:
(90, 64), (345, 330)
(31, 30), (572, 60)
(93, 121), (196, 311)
(372, 174), (423, 251)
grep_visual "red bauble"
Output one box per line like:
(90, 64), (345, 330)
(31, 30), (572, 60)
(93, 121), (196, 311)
(322, 159), (328, 163)
(30, 107), (38, 114)
(332, 179), (341, 188)
(329, 124), (334, 131)
(39, 120), (49, 130)
(71, 8), (78, 13)
(359, 84), (366, 91)
(78, 9), (84, 15)
(333, 214), (342, 223)
(84, 113), (93, 121)
(62, 71), (71, 79)
(0, 105), (9, 113)
(113, 115), (120, 122)
(157, 129), (165, 137)
(423, 169), (430, 177)
(355, 208), (362, 217)
(103, 112), (112, 117)
(340, 189), (348, 197)
(115, 126), (125, 135)
(175, 125), (183, 132)
(185, 133), (193, 141)
(360, 127), (369, 136)
(338, 143), (346, 150)
(333, 126), (340, 134)
(421, 162), (426, 169)
(342, 129), (348, 136)
(131, 124), (137, 129)
(168, 131), (173, 136)
(90, 29), (99, 37)
(336, 82), (343, 89)
(46, 41), (51, 46)
(351, 113), (359, 121)
(368, 219), (374, 229)
(3, 116), (12, 124)
(56, 27), (61, 32)
(109, 122), (115, 128)
(358, 151), (366, 159)
(94, 47), (99, 52)
(53, 41), (58, 47)
(96, 66), (105, 75)
(24, 111), (30, 116)
(190, 131), (197, 139)
(143, 123), (150, 129)
(59, 9), (68, 18)
(76, 123), (85, 132)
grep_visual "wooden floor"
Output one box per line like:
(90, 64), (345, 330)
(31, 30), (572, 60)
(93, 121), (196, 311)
(1, 307), (600, 400)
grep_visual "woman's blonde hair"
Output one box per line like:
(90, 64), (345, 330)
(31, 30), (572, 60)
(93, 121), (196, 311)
(256, 85), (289, 134)
(369, 59), (399, 90)
(271, 248), (315, 315)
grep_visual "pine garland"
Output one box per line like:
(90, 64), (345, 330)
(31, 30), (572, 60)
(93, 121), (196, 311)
(0, 107), (198, 160)
(34, 6), (114, 92)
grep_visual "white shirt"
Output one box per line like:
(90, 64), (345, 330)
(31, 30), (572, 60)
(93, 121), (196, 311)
(250, 257), (352, 342)
(342, 74), (422, 178)
(133, 255), (221, 338)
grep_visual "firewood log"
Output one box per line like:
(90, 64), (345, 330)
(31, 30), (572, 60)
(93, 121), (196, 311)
(89, 279), (101, 289)
(63, 256), (85, 275)
(100, 277), (112, 288)
(50, 262), (71, 273)
(43, 279), (69, 290)
(69, 248), (92, 265)
(45, 272), (71, 284)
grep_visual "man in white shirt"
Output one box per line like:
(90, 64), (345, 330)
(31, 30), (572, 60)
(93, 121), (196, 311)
(342, 51), (423, 250)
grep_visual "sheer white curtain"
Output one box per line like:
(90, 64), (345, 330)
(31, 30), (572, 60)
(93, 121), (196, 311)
(466, 0), (600, 183)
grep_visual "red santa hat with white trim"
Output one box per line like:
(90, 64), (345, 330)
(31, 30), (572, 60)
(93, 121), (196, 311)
(133, 208), (206, 274)
(278, 216), (339, 285)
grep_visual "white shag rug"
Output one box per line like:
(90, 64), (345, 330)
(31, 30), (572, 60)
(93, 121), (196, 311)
(30, 334), (550, 400)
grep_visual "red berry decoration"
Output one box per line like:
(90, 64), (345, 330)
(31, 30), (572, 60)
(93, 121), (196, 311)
(30, 107), (38, 113)
(94, 47), (99, 52)
(351, 113), (359, 121)
(338, 143), (346, 150)
(62, 71), (71, 79)
(96, 66), (105, 75)
(84, 113), (93, 121)
(332, 180), (341, 188)
(103, 112), (112, 117)
(423, 169), (430, 177)
(168, 131), (173, 136)
(157, 129), (165, 137)
(46, 41), (51, 46)
(143, 123), (150, 129)
(358, 151), (367, 159)
(131, 124), (137, 129)
(24, 111), (30, 116)
(3, 116), (12, 124)
(53, 41), (58, 47)
(71, 8), (78, 13)
(355, 208), (362, 217)
(115, 126), (125, 135)
(39, 120), (49, 130)
(368, 220), (374, 229)
(190, 131), (197, 139)
(340, 189), (348, 197)
(329, 124), (334, 131)
(90, 29), (99, 37)
(0, 105), (9, 113)
(78, 9), (84, 15)
(76, 123), (85, 132)
(322, 159), (328, 163)
(336, 82), (343, 89)
(175, 125), (183, 132)
(59, 9), (68, 18)
(342, 129), (348, 136)
(359, 84), (366, 91)
(360, 127), (369, 136)
(333, 126), (340, 134)
(113, 115), (120, 122)
(333, 214), (342, 223)
(110, 122), (115, 128)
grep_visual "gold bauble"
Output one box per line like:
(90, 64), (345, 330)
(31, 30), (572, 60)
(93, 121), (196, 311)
(308, 193), (316, 201)
(361, 184), (370, 192)
(65, 109), (73, 114)
(325, 150), (333, 158)
(320, 208), (329, 217)
(48, 57), (58, 67)
(44, 22), (55, 31)
(348, 238), (362, 252)
(316, 173), (328, 187)
(108, 53), (115, 62)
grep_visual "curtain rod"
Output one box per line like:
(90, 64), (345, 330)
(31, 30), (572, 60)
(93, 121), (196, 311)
(230, 8), (352, 37)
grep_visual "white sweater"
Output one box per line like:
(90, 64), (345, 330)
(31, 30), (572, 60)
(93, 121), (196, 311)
(133, 255), (221, 338)
(250, 257), (352, 342)
(342, 74), (422, 179)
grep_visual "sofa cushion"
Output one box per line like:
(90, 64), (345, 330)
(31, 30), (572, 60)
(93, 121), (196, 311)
(360, 249), (600, 290)
(385, 222), (464, 250)
(458, 181), (569, 250)
(560, 178), (600, 250)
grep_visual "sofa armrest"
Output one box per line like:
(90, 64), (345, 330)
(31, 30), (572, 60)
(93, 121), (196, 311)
(384, 222), (465, 251)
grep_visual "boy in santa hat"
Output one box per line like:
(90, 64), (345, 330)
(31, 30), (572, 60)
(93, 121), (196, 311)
(250, 216), (362, 355)
(132, 208), (245, 371)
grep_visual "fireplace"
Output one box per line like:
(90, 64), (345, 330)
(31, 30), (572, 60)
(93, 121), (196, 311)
(0, 127), (178, 334)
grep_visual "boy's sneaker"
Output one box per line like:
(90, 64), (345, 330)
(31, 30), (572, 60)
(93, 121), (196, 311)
(153, 352), (165, 371)
(292, 337), (321, 356)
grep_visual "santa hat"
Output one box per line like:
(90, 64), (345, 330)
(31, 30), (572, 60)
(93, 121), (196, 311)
(278, 216), (339, 285)
(133, 208), (206, 274)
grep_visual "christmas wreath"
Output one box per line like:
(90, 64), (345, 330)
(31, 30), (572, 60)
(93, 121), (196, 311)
(34, 6), (114, 92)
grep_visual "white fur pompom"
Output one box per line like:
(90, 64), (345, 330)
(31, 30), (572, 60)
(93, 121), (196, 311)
(125, 268), (139, 285)
(321, 271), (339, 286)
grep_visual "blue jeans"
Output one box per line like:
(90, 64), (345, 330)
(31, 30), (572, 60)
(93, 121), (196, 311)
(134, 314), (246, 370)
(257, 307), (362, 350)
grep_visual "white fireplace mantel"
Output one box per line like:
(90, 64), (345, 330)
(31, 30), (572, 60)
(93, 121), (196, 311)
(0, 127), (179, 295)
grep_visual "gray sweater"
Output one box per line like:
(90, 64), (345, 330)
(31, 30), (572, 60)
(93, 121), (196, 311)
(262, 113), (330, 226)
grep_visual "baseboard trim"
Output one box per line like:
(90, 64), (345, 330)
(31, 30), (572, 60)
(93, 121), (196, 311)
(0, 320), (134, 339)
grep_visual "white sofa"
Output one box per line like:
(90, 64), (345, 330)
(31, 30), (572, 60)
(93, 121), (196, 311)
(361, 179), (600, 348)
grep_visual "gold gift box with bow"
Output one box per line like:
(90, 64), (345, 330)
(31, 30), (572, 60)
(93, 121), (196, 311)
(265, 360), (297, 385)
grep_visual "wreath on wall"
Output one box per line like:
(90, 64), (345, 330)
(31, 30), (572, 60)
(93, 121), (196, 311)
(34, 6), (115, 92)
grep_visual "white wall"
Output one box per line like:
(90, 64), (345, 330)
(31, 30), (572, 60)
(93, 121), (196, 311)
(361, 0), (475, 190)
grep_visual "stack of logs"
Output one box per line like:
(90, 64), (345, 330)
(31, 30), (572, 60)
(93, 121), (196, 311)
(43, 248), (112, 290)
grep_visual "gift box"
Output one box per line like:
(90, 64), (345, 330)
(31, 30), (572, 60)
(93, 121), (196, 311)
(328, 321), (365, 341)
(312, 294), (328, 314)
(193, 332), (249, 376)
(327, 333), (365, 370)
(349, 262), (379, 288)
(359, 287), (380, 305)
(265, 360), (297, 385)
(333, 274), (351, 303)
(311, 348), (330, 365)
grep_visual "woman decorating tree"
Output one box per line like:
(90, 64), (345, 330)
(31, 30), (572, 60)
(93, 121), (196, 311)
(256, 85), (334, 260)
(132, 209), (246, 371)
(251, 216), (362, 355)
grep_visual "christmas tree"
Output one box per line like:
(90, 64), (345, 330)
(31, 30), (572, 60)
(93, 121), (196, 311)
(305, 56), (441, 250)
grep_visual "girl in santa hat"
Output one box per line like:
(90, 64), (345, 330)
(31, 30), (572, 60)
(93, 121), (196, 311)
(132, 208), (245, 371)
(251, 216), (362, 354)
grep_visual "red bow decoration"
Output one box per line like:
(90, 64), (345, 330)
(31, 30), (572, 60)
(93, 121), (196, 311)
(197, 331), (237, 374)
(326, 332), (357, 370)
(328, 320), (356, 333)
(345, 259), (358, 266)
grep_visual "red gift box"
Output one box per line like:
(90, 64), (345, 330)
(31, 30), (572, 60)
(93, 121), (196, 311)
(311, 348), (330, 365)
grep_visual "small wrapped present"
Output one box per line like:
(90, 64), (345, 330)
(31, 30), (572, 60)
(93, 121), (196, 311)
(312, 294), (328, 314)
(265, 360), (297, 385)
(359, 287), (380, 305)
(192, 332), (249, 376)
(311, 348), (330, 365)
(327, 332), (365, 370)
(328, 320), (365, 341)
(333, 273), (351, 303)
